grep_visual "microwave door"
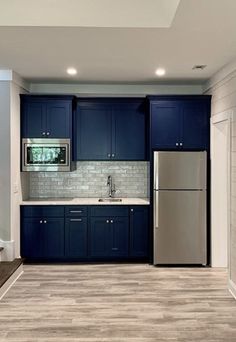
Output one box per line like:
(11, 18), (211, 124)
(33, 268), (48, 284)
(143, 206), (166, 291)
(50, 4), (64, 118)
(22, 138), (71, 171)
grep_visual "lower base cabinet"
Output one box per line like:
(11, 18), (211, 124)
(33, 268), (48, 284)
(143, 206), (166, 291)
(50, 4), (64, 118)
(65, 217), (88, 258)
(90, 217), (129, 258)
(130, 207), (149, 257)
(21, 205), (149, 261)
(21, 217), (64, 258)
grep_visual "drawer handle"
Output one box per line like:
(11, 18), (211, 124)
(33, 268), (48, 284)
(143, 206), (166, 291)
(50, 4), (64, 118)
(70, 210), (83, 213)
(70, 219), (82, 222)
(112, 247), (118, 250)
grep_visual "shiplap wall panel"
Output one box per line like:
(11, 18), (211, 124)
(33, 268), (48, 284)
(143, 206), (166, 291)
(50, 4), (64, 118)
(207, 73), (236, 288)
(210, 75), (236, 103)
(211, 92), (236, 116)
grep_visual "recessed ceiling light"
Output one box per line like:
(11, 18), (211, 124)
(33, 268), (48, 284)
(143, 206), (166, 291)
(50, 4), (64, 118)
(192, 65), (207, 70)
(155, 68), (166, 76)
(67, 67), (77, 76)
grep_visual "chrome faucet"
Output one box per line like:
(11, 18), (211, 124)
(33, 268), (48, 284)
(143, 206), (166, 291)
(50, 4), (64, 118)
(107, 175), (116, 198)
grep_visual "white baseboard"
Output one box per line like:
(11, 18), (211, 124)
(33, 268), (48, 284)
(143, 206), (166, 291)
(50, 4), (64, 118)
(229, 279), (236, 299)
(0, 264), (23, 300)
(0, 239), (15, 261)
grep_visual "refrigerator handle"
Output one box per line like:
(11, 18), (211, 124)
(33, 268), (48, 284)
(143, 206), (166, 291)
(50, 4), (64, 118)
(153, 152), (158, 190)
(153, 190), (159, 230)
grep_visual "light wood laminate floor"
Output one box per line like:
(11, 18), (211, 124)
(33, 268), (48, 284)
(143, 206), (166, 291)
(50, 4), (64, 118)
(0, 264), (235, 342)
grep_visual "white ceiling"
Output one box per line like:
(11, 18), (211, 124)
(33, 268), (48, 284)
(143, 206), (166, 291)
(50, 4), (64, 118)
(0, 0), (236, 83)
(0, 0), (180, 28)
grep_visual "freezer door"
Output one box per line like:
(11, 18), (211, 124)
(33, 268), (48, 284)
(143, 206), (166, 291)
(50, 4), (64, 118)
(153, 151), (207, 190)
(154, 190), (207, 265)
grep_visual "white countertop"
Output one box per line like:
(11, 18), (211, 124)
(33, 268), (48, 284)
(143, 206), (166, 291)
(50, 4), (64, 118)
(21, 197), (150, 206)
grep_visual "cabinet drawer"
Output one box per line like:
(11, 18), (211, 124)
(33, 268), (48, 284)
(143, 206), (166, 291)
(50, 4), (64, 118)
(90, 206), (128, 217)
(65, 206), (88, 217)
(21, 205), (64, 218)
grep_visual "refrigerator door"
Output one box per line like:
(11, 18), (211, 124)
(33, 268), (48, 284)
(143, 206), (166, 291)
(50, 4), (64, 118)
(153, 151), (207, 190)
(154, 190), (207, 265)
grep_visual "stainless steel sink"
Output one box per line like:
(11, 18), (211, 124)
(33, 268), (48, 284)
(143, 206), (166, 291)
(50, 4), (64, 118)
(98, 198), (122, 202)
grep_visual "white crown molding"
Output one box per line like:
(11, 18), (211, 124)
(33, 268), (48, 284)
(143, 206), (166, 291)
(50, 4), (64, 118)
(12, 71), (30, 91)
(0, 70), (13, 81)
(29, 83), (204, 96)
(0, 70), (30, 91)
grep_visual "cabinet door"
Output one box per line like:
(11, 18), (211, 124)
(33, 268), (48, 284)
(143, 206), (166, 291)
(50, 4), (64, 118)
(75, 103), (112, 160)
(65, 218), (87, 258)
(110, 217), (129, 257)
(21, 101), (46, 138)
(130, 206), (149, 258)
(90, 217), (111, 257)
(21, 218), (42, 258)
(151, 101), (182, 149)
(112, 101), (146, 160)
(46, 101), (71, 138)
(41, 218), (65, 258)
(182, 101), (209, 149)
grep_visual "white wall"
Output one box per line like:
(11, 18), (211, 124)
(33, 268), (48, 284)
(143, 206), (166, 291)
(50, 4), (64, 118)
(211, 116), (229, 267)
(0, 72), (29, 260)
(205, 62), (236, 298)
(0, 81), (11, 242)
(10, 82), (29, 257)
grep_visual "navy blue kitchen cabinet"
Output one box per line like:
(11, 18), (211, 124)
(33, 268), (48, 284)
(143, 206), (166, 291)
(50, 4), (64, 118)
(21, 217), (64, 259)
(110, 217), (129, 257)
(74, 98), (147, 161)
(89, 216), (129, 258)
(21, 218), (43, 258)
(150, 101), (182, 149)
(129, 206), (149, 258)
(75, 102), (112, 160)
(21, 95), (74, 138)
(112, 101), (147, 160)
(40, 218), (64, 258)
(89, 217), (111, 257)
(21, 205), (149, 261)
(149, 96), (211, 150)
(182, 100), (210, 149)
(65, 217), (88, 258)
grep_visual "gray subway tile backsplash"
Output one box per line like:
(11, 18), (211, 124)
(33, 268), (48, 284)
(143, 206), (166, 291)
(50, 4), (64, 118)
(29, 161), (150, 198)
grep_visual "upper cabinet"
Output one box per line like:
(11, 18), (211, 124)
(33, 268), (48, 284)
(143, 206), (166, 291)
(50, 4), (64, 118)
(21, 95), (74, 139)
(112, 102), (147, 160)
(149, 96), (211, 150)
(75, 102), (112, 160)
(74, 98), (147, 161)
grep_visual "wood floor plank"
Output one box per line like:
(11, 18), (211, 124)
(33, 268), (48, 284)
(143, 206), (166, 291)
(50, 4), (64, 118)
(0, 264), (235, 341)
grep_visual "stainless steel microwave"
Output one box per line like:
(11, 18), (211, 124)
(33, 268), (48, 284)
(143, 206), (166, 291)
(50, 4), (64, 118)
(22, 138), (74, 172)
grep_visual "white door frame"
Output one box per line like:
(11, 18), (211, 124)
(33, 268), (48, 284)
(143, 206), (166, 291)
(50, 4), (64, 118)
(211, 110), (232, 270)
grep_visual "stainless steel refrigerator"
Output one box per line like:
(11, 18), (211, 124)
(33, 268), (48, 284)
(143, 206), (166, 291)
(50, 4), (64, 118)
(153, 151), (207, 265)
